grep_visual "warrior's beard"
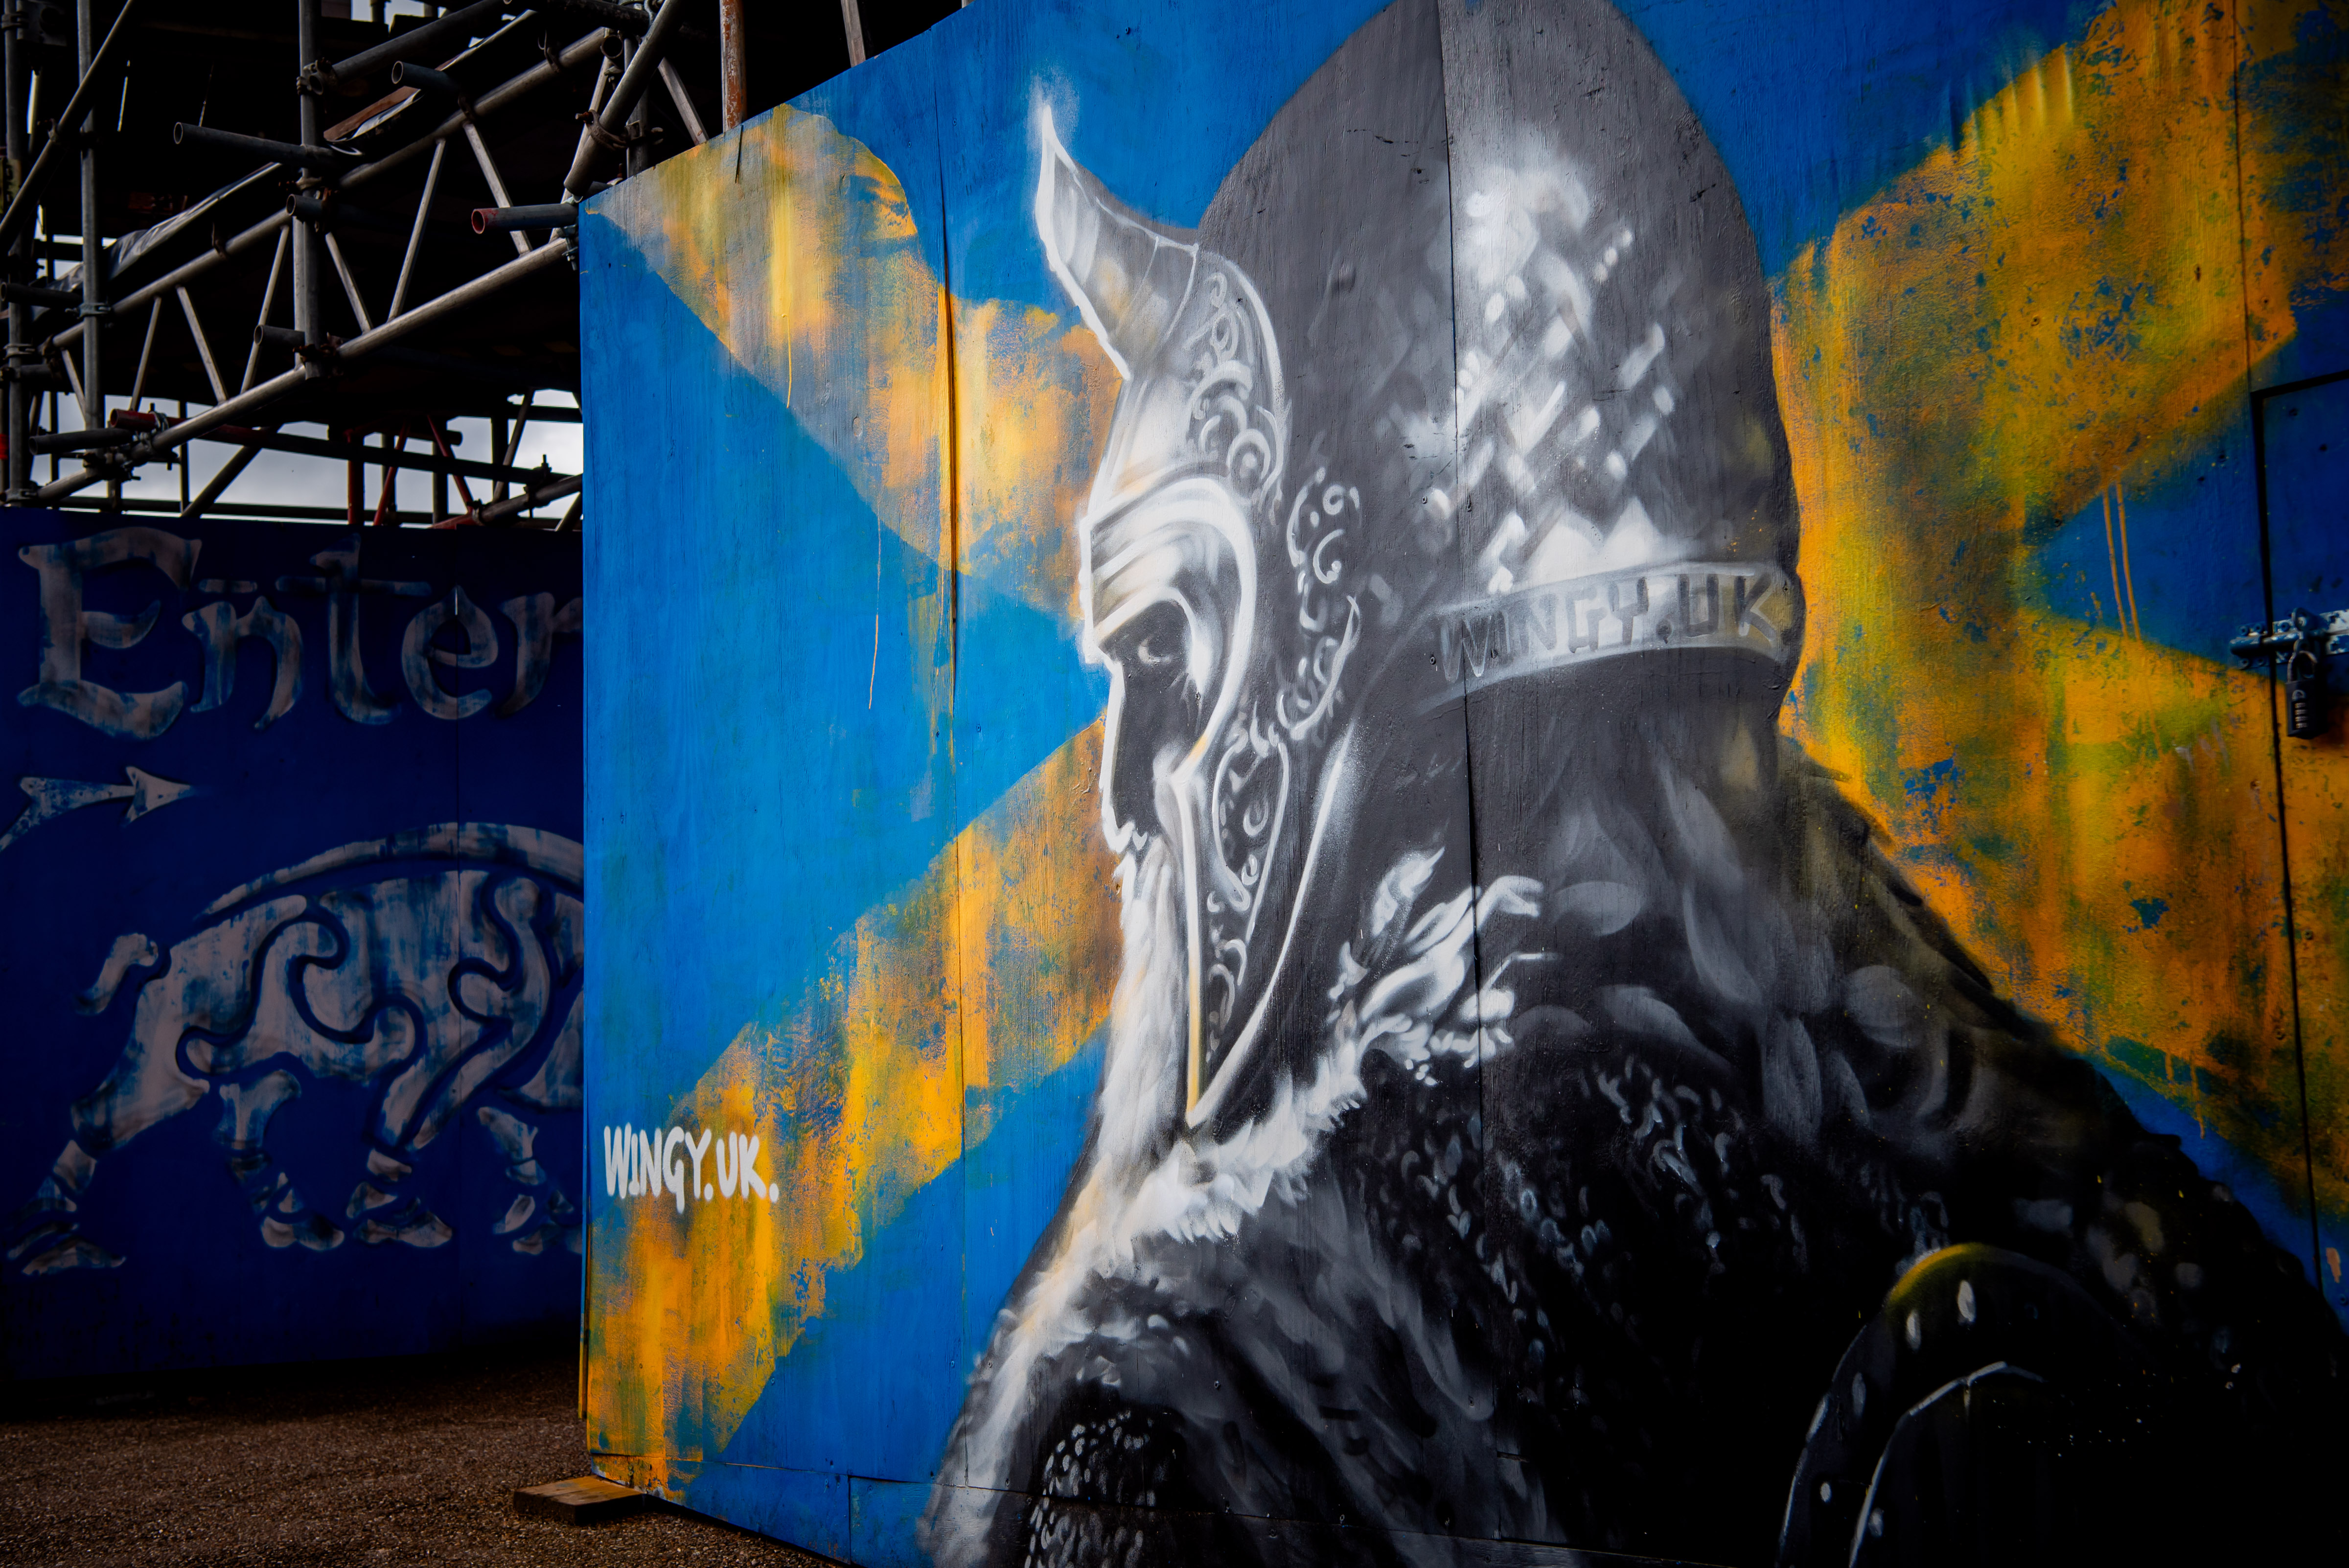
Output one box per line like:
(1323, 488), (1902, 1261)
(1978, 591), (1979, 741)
(1093, 835), (1190, 1183)
(924, 835), (1190, 1555)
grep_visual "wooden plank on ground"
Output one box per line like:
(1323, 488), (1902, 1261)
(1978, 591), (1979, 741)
(512, 1475), (650, 1524)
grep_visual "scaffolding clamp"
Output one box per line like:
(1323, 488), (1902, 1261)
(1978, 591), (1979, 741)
(574, 112), (651, 156)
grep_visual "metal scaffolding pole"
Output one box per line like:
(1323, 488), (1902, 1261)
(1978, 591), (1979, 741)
(2, 0), (865, 528)
(718, 0), (747, 131)
(35, 234), (574, 502)
(624, 32), (647, 182)
(5, 5), (27, 501)
(43, 26), (612, 366)
(0, 0), (140, 254)
(562, 0), (688, 198)
(841, 0), (868, 68)
(75, 0), (105, 503)
(292, 0), (320, 362)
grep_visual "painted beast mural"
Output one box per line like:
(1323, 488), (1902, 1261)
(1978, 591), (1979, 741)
(0, 514), (585, 1375)
(579, 0), (2349, 1563)
(18, 824), (585, 1270)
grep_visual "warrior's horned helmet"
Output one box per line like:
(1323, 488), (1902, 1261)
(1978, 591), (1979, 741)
(1040, 0), (1804, 1129)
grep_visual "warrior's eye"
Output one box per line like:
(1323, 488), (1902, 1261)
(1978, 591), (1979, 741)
(1114, 603), (1190, 679)
(1135, 627), (1184, 670)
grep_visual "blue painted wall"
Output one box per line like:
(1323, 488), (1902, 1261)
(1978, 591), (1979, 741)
(0, 511), (585, 1377)
(582, 0), (2349, 1562)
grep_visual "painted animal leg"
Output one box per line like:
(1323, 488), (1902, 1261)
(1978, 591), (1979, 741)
(346, 1145), (453, 1247)
(4, 1139), (123, 1273)
(478, 1105), (581, 1256)
(217, 1072), (343, 1252)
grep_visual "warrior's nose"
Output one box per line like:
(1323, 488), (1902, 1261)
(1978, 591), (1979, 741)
(1104, 707), (1163, 849)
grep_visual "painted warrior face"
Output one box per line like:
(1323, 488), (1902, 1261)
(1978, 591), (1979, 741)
(1039, 115), (1323, 1125)
(1084, 481), (1254, 857)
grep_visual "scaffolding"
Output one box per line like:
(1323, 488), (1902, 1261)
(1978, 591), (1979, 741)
(0, 0), (926, 530)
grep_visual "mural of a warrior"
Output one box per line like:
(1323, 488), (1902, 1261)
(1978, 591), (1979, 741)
(927, 1), (2346, 1562)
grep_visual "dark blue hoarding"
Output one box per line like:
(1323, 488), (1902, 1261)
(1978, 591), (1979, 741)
(0, 509), (582, 1377)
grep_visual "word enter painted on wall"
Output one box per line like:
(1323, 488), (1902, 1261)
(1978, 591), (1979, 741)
(19, 526), (581, 740)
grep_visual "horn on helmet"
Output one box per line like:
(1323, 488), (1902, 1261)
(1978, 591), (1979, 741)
(1035, 111), (1201, 380)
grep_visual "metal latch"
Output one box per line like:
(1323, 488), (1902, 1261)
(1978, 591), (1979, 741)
(2234, 608), (2348, 740)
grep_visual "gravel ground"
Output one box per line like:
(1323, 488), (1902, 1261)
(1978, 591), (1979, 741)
(0, 1337), (833, 1567)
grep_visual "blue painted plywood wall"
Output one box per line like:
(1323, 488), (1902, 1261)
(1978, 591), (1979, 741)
(581, 1), (2349, 1563)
